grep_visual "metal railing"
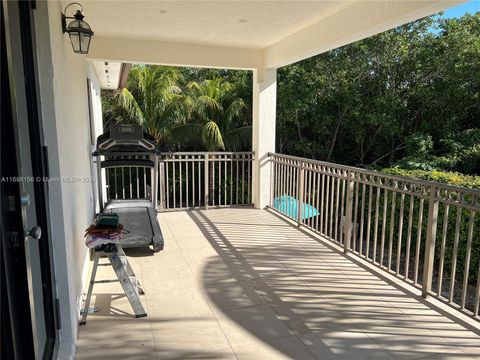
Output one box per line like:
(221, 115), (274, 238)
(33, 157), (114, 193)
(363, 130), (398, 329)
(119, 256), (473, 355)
(268, 153), (480, 320)
(104, 154), (154, 202)
(158, 152), (254, 210)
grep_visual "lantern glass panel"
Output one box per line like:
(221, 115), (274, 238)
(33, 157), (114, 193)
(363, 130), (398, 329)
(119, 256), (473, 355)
(69, 31), (81, 53)
(80, 32), (91, 53)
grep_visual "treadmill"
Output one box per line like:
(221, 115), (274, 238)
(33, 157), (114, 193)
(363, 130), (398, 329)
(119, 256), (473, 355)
(93, 124), (164, 253)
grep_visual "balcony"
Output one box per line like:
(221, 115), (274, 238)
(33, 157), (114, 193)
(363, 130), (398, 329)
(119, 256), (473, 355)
(76, 152), (480, 359)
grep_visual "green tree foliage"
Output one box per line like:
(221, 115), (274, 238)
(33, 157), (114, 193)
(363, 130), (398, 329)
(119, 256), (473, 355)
(170, 77), (250, 151)
(276, 13), (480, 174)
(113, 65), (186, 148)
(102, 66), (251, 152)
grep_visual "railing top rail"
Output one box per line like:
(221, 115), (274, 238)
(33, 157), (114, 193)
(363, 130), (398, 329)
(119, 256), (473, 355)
(159, 151), (254, 156)
(268, 152), (480, 197)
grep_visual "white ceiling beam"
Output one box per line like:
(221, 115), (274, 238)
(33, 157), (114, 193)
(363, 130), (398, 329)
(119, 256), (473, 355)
(88, 36), (263, 70)
(265, 0), (464, 68)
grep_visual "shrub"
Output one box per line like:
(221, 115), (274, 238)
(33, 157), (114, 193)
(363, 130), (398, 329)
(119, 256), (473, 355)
(381, 168), (480, 189)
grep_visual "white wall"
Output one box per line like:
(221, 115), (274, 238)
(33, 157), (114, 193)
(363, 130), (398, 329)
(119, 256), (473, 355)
(34, 1), (103, 358)
(252, 68), (277, 208)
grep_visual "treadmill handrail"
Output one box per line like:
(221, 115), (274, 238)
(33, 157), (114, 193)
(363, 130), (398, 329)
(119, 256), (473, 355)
(93, 149), (159, 156)
(101, 159), (155, 169)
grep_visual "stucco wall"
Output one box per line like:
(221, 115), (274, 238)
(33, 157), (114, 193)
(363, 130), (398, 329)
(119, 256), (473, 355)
(35, 1), (104, 358)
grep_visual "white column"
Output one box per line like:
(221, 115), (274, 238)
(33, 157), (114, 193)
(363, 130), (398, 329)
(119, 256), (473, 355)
(252, 68), (277, 209)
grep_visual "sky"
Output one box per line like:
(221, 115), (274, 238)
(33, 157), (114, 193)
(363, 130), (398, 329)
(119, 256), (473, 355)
(441, 1), (480, 18)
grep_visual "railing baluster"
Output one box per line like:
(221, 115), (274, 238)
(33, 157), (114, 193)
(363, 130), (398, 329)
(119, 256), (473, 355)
(114, 168), (118, 199)
(335, 176), (341, 243)
(388, 191), (396, 270)
(405, 195), (414, 279)
(290, 162), (295, 216)
(380, 189), (389, 266)
(353, 181), (359, 252)
(373, 187), (381, 263)
(359, 183), (366, 256)
(143, 166), (147, 199)
(173, 161), (176, 209)
(204, 154), (209, 208)
(280, 161), (284, 213)
(198, 160), (201, 206)
(414, 198), (425, 285)
(324, 172), (330, 237)
(437, 203), (450, 297)
(339, 174), (345, 244)
(423, 186), (439, 298)
(236, 158), (239, 205)
(474, 261), (480, 317)
(315, 170), (321, 232)
(136, 167), (140, 198)
(122, 168), (125, 199)
(286, 161), (291, 216)
(366, 184), (373, 259)
(106, 168), (110, 201)
(179, 160), (183, 207)
(129, 167), (132, 199)
(396, 193), (405, 274)
(287, 162), (291, 216)
(159, 162), (165, 210)
(241, 157), (245, 205)
(212, 157), (216, 207)
(219, 159), (222, 206)
(248, 156), (251, 204)
(329, 175), (335, 239)
(186, 158), (189, 208)
(461, 211), (475, 308)
(449, 208), (462, 302)
(305, 169), (313, 228)
(344, 172), (354, 254)
(192, 159), (195, 207)
(297, 162), (305, 226)
(320, 171), (325, 234)
(230, 158), (233, 206)
(225, 159), (227, 206)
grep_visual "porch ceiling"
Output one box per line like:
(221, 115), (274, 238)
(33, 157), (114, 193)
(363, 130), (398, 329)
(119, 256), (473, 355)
(83, 0), (349, 49)
(85, 1), (464, 70)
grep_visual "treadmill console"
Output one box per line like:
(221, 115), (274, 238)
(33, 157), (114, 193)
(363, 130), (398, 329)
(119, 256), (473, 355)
(96, 124), (156, 152)
(111, 124), (144, 142)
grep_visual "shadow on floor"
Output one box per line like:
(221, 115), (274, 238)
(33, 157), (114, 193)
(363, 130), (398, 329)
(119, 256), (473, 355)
(187, 208), (480, 360)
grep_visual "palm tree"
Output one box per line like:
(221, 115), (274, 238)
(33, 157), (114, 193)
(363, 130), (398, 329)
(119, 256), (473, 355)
(171, 77), (250, 151)
(171, 77), (251, 205)
(115, 65), (186, 148)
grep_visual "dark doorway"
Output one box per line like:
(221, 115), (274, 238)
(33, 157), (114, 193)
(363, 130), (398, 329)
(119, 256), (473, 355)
(1, 1), (57, 358)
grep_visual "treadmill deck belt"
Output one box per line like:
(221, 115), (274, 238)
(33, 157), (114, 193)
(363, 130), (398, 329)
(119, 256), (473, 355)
(104, 200), (164, 252)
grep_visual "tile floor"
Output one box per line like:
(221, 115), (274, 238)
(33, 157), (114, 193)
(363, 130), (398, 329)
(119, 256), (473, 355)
(75, 208), (480, 359)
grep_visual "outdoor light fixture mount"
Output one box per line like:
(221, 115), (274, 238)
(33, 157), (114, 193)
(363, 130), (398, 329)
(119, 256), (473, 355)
(62, 2), (94, 54)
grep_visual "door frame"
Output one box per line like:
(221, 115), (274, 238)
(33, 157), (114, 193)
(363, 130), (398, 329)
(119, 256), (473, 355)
(2, 0), (58, 358)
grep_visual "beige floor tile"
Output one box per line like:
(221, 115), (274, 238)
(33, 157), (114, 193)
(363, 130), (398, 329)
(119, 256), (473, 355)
(76, 208), (480, 360)
(215, 304), (295, 347)
(299, 329), (395, 360)
(234, 335), (316, 360)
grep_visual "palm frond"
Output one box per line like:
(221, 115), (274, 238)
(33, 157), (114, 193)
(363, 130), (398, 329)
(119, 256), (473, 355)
(202, 121), (225, 151)
(116, 88), (144, 124)
(169, 123), (204, 148)
(224, 98), (246, 125)
(225, 126), (251, 151)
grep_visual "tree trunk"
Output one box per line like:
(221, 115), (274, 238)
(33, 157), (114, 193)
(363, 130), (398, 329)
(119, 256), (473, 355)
(327, 107), (345, 162)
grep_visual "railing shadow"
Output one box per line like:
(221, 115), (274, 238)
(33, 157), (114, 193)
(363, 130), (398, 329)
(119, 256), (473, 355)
(266, 208), (480, 337)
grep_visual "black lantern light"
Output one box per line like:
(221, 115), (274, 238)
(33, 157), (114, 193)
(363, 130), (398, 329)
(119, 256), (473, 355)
(62, 2), (94, 54)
